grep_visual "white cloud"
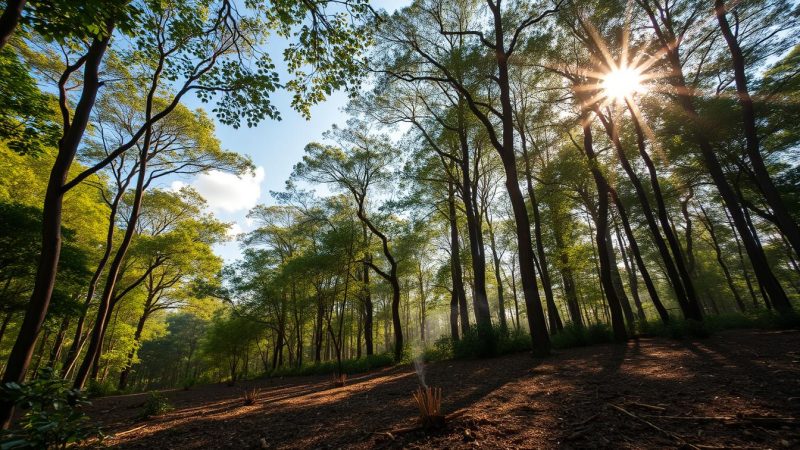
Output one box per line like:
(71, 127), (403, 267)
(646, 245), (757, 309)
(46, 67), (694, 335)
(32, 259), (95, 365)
(191, 167), (265, 213)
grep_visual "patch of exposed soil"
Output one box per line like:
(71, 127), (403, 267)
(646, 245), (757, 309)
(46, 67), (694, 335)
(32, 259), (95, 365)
(87, 329), (800, 449)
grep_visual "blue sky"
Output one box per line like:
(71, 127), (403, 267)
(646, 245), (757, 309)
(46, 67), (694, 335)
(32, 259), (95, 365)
(173, 0), (411, 263)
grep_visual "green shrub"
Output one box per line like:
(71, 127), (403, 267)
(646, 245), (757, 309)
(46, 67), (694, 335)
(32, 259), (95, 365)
(267, 353), (395, 378)
(84, 380), (116, 399)
(421, 336), (454, 361)
(551, 323), (614, 349)
(451, 325), (531, 359)
(641, 318), (710, 339)
(0, 368), (104, 449)
(138, 391), (172, 420)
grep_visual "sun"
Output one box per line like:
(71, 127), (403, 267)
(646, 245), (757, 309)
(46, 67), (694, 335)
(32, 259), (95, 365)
(601, 66), (644, 101)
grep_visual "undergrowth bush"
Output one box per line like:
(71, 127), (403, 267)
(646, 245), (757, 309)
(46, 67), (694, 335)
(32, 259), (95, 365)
(84, 380), (117, 399)
(266, 353), (395, 378)
(450, 325), (531, 359)
(640, 309), (800, 339)
(0, 368), (104, 449)
(551, 323), (614, 349)
(138, 391), (172, 420)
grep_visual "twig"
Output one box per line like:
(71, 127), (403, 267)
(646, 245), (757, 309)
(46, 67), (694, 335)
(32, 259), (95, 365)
(608, 403), (698, 449)
(114, 424), (148, 437)
(640, 414), (798, 425)
(629, 402), (667, 412)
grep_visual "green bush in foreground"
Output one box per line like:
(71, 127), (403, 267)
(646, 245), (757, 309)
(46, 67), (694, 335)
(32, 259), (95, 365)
(0, 368), (103, 449)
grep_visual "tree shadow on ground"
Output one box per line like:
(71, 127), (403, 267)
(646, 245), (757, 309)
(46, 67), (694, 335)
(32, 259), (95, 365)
(89, 330), (800, 449)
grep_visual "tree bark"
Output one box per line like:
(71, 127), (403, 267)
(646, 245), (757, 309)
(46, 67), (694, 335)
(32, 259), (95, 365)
(581, 120), (627, 341)
(614, 215), (646, 322)
(520, 138), (563, 334)
(456, 103), (492, 331)
(448, 180), (464, 340)
(609, 187), (670, 323)
(700, 205), (746, 312)
(0, 0), (26, 50)
(0, 31), (111, 429)
(491, 3), (549, 355)
(640, 0), (791, 314)
(715, 0), (800, 260)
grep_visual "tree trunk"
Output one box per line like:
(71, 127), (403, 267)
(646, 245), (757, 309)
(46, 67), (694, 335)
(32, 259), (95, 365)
(448, 181), (462, 340)
(485, 215), (508, 331)
(715, 0), (800, 260)
(614, 215), (646, 322)
(581, 120), (627, 341)
(1, 31), (111, 429)
(456, 103), (492, 331)
(625, 102), (704, 320)
(641, 6), (792, 313)
(609, 187), (670, 323)
(0, 0), (26, 50)
(74, 127), (155, 390)
(521, 137), (562, 333)
(597, 107), (701, 321)
(700, 206), (746, 312)
(489, 8), (549, 355)
(605, 224), (636, 334)
(47, 316), (70, 369)
(553, 223), (583, 327)
(118, 311), (149, 391)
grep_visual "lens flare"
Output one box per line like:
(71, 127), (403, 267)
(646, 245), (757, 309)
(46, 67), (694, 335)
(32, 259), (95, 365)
(601, 67), (644, 101)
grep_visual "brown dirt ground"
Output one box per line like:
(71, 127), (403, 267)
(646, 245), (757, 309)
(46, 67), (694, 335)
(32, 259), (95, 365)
(86, 329), (800, 449)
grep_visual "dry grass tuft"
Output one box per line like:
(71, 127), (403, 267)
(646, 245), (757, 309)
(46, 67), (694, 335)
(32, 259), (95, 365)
(412, 386), (445, 429)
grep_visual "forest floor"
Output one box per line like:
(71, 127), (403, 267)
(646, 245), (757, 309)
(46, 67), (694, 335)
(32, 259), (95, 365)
(87, 329), (800, 449)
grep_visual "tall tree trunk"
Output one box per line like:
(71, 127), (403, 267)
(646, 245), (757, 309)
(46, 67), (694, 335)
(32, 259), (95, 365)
(0, 0), (26, 50)
(448, 180), (463, 340)
(614, 215), (646, 322)
(520, 137), (563, 333)
(74, 127), (153, 390)
(47, 316), (70, 369)
(596, 108), (701, 321)
(456, 102), (492, 331)
(489, 6), (549, 355)
(640, 3), (791, 313)
(700, 206), (746, 312)
(609, 187), (670, 323)
(581, 120), (627, 341)
(485, 214), (508, 331)
(552, 221), (583, 327)
(725, 208), (761, 308)
(606, 221), (636, 334)
(625, 102), (704, 320)
(509, 257), (521, 330)
(715, 0), (800, 260)
(118, 310), (149, 391)
(362, 257), (374, 356)
(1, 31), (111, 429)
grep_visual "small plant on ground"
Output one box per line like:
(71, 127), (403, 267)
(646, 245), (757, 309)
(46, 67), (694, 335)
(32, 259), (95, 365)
(0, 368), (104, 449)
(139, 391), (173, 420)
(412, 386), (444, 430)
(242, 388), (260, 405)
